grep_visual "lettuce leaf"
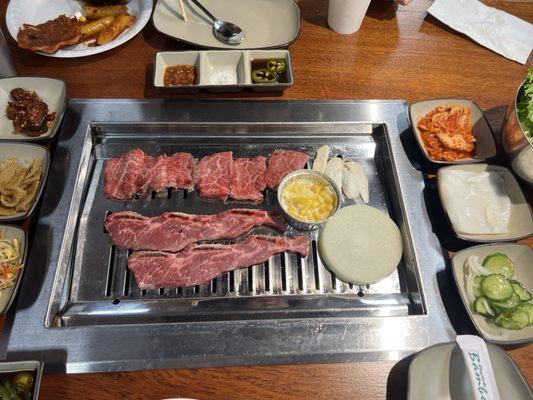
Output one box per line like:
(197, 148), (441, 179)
(517, 68), (533, 142)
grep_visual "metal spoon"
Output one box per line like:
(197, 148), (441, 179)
(189, 0), (244, 45)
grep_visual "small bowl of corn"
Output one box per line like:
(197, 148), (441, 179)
(277, 169), (341, 231)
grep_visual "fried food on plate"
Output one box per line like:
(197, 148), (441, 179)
(83, 5), (128, 20)
(17, 15), (80, 54)
(96, 14), (135, 45)
(80, 16), (115, 38)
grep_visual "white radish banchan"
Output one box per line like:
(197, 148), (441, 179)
(312, 145), (369, 203)
(318, 205), (403, 285)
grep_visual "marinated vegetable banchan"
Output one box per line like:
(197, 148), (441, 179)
(417, 105), (476, 161)
(0, 236), (23, 291)
(0, 370), (35, 400)
(0, 158), (42, 216)
(465, 253), (532, 330)
(281, 174), (337, 223)
(251, 58), (287, 84)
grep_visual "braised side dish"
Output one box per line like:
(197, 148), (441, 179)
(6, 88), (56, 136)
(0, 158), (43, 216)
(417, 105), (476, 161)
(164, 65), (197, 86)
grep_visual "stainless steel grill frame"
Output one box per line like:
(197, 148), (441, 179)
(5, 100), (455, 373)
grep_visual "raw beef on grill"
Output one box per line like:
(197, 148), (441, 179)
(103, 149), (194, 200)
(229, 156), (267, 202)
(193, 151), (233, 201)
(128, 234), (309, 289)
(105, 209), (286, 252)
(103, 149), (147, 200)
(150, 153), (194, 192)
(264, 150), (309, 189)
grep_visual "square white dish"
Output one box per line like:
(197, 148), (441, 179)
(409, 99), (497, 165)
(437, 163), (533, 242)
(451, 243), (533, 344)
(154, 50), (293, 93)
(0, 225), (28, 315)
(152, 0), (300, 50)
(0, 77), (67, 141)
(0, 142), (50, 222)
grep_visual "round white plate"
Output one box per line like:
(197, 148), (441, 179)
(6, 0), (153, 58)
(153, 0), (300, 49)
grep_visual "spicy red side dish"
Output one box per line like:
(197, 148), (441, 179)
(417, 105), (476, 161)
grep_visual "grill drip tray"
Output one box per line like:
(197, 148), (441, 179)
(52, 122), (422, 327)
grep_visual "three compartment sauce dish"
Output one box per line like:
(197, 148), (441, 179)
(154, 49), (293, 93)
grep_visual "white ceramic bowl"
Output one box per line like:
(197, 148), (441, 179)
(408, 342), (532, 399)
(0, 77), (67, 141)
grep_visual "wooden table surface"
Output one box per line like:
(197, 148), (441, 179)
(2, 0), (533, 398)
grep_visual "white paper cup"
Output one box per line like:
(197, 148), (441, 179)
(327, 0), (372, 34)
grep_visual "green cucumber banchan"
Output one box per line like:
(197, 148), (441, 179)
(465, 252), (532, 330)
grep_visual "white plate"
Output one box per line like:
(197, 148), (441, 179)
(153, 0), (300, 49)
(0, 142), (50, 222)
(0, 225), (27, 315)
(451, 243), (533, 345)
(437, 163), (533, 242)
(408, 342), (533, 399)
(0, 77), (67, 141)
(6, 0), (153, 58)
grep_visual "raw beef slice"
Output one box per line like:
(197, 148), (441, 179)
(229, 156), (267, 202)
(194, 151), (233, 201)
(264, 150), (309, 189)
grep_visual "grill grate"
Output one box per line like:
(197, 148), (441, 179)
(64, 134), (408, 326)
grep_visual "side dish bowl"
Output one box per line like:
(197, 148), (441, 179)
(0, 142), (50, 222)
(0, 225), (27, 315)
(451, 243), (533, 345)
(0, 76), (67, 141)
(0, 360), (42, 400)
(437, 163), (533, 242)
(408, 341), (533, 399)
(409, 98), (497, 165)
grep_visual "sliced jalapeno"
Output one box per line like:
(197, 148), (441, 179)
(267, 59), (286, 74)
(251, 69), (278, 84)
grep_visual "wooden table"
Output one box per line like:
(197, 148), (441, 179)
(1, 0), (532, 398)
